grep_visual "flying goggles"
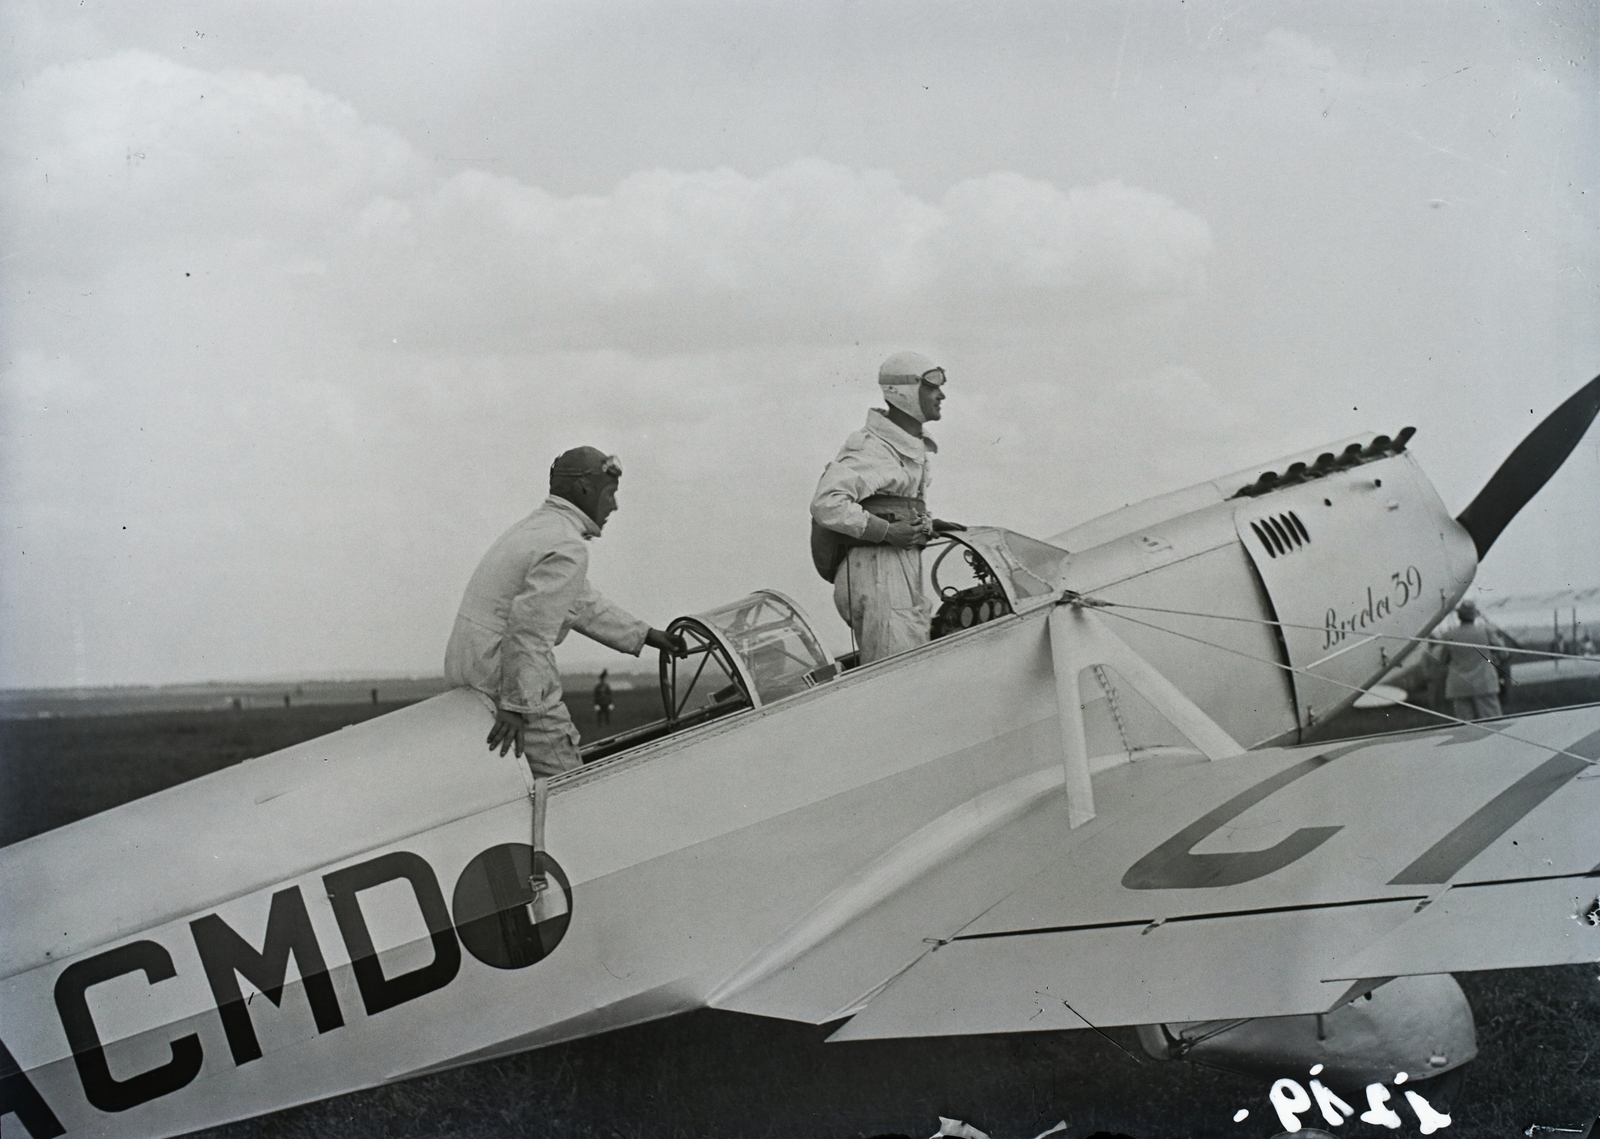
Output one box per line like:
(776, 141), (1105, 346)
(550, 451), (623, 480)
(883, 366), (946, 387)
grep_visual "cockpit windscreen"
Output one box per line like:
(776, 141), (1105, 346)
(687, 590), (831, 706)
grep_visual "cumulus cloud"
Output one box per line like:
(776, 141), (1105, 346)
(3, 52), (420, 276)
(5, 51), (1211, 354)
(351, 162), (1211, 350)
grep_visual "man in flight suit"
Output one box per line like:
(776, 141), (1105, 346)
(445, 446), (683, 774)
(810, 352), (963, 664)
(1432, 599), (1509, 721)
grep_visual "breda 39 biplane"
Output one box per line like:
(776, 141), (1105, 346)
(2, 378), (1598, 1138)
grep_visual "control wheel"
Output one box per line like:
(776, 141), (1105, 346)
(658, 616), (749, 723)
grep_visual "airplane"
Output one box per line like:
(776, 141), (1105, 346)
(1, 375), (1597, 1139)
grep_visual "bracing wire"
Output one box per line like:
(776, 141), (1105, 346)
(1069, 598), (1600, 770)
(1083, 597), (1598, 666)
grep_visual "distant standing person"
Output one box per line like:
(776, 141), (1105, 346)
(1433, 600), (1508, 721)
(593, 669), (614, 729)
(444, 447), (684, 776)
(810, 352), (964, 664)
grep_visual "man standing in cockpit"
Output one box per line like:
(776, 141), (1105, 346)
(809, 352), (964, 664)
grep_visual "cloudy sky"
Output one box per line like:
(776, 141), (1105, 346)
(2, 0), (1596, 688)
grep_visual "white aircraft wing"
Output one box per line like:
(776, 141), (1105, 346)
(707, 706), (1600, 1040)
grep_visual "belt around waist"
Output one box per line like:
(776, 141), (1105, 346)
(858, 494), (926, 521)
(809, 495), (926, 581)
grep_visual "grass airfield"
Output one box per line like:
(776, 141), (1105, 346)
(2, 683), (1596, 1139)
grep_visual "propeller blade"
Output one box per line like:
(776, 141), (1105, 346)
(1455, 374), (1600, 559)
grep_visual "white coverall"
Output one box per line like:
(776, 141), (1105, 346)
(810, 409), (935, 664)
(1432, 621), (1506, 721)
(444, 496), (648, 775)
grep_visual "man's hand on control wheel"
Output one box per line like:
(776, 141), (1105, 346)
(646, 627), (688, 657)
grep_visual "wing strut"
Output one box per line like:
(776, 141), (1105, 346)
(1048, 598), (1244, 828)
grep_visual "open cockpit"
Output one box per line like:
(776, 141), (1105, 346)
(578, 527), (1068, 763)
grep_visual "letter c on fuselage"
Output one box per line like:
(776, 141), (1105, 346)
(52, 940), (204, 1114)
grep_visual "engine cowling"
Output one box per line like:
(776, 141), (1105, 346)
(1054, 442), (1475, 751)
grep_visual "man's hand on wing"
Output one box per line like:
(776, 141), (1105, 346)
(487, 706), (528, 758)
(646, 627), (688, 657)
